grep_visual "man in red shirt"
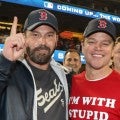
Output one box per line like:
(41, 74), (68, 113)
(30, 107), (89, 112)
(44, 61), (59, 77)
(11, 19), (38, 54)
(69, 18), (120, 120)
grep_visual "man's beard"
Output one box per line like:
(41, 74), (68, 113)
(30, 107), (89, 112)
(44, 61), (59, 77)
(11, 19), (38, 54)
(26, 45), (54, 65)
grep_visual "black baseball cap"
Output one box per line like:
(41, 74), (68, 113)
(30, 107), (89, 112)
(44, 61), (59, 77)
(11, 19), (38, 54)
(23, 9), (58, 32)
(83, 18), (116, 41)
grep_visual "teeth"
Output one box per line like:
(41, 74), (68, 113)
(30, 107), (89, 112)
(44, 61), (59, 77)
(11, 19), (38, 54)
(92, 54), (102, 57)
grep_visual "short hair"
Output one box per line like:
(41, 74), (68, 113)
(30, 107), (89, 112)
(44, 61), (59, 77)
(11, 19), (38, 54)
(64, 49), (80, 61)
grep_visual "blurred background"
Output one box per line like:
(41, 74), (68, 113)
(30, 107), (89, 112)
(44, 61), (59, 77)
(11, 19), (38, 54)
(0, 0), (120, 63)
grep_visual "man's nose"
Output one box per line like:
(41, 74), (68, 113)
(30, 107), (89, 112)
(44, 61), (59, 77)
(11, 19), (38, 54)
(94, 43), (102, 50)
(69, 60), (75, 65)
(38, 36), (46, 45)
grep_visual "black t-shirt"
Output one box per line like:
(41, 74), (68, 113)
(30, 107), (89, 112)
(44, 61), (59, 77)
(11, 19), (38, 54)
(29, 64), (66, 120)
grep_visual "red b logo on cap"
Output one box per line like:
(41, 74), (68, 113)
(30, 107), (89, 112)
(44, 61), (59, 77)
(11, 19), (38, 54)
(39, 11), (48, 20)
(98, 20), (107, 29)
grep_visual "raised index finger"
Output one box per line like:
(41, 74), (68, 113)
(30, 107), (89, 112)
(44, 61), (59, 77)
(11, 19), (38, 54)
(10, 16), (18, 36)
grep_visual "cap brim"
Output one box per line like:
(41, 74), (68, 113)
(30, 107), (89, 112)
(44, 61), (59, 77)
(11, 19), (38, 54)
(27, 22), (58, 32)
(85, 30), (115, 41)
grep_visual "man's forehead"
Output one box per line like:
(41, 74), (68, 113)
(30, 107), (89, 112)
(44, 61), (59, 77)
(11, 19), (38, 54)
(86, 36), (113, 43)
(66, 54), (80, 59)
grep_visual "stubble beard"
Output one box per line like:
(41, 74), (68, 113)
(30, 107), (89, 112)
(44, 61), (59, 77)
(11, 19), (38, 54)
(26, 45), (54, 65)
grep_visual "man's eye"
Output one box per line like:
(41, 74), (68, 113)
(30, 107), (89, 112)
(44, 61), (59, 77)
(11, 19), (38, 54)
(47, 34), (54, 37)
(87, 41), (95, 44)
(67, 59), (72, 62)
(33, 33), (39, 37)
(102, 43), (110, 46)
(74, 59), (78, 62)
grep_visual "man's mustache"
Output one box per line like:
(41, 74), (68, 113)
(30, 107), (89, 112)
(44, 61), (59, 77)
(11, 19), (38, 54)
(33, 45), (50, 51)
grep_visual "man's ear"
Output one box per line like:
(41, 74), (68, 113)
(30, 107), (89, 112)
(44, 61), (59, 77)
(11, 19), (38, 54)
(112, 42), (117, 57)
(111, 48), (115, 58)
(56, 34), (59, 40)
(56, 35), (59, 46)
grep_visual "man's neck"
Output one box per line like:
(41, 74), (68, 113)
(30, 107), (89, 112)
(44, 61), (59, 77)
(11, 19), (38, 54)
(85, 65), (113, 81)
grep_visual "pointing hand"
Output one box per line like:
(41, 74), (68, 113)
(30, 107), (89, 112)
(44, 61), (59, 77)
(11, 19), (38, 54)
(2, 16), (26, 61)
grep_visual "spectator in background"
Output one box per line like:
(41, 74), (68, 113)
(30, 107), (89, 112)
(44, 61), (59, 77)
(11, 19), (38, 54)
(75, 44), (81, 52)
(0, 9), (69, 120)
(112, 36), (120, 73)
(69, 18), (120, 119)
(63, 49), (85, 92)
(63, 49), (82, 74)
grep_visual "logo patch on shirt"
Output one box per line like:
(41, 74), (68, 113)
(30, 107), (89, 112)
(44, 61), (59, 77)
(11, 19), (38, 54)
(37, 79), (64, 113)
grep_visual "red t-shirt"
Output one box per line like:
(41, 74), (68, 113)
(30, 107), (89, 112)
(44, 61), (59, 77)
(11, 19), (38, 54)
(69, 70), (120, 120)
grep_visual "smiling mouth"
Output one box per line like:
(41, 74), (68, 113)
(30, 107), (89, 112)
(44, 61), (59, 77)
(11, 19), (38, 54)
(92, 54), (103, 58)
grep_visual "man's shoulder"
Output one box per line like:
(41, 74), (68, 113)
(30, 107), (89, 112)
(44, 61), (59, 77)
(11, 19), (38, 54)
(73, 71), (85, 79)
